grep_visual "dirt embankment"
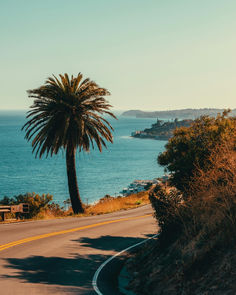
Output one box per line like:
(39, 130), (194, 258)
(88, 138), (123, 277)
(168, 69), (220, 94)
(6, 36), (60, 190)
(124, 164), (236, 294)
(126, 237), (236, 295)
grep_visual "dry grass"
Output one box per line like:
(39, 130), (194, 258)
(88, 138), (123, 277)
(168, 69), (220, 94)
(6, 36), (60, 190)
(185, 143), (236, 245)
(1, 191), (151, 223)
(86, 191), (150, 215)
(128, 143), (236, 294)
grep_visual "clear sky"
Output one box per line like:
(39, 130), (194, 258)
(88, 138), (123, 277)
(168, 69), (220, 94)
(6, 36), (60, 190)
(0, 0), (236, 111)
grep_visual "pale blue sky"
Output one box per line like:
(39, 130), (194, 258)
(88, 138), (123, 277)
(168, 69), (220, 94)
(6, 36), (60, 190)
(0, 0), (236, 110)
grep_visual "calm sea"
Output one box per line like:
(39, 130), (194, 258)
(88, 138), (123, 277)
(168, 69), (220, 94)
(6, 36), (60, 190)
(0, 111), (166, 205)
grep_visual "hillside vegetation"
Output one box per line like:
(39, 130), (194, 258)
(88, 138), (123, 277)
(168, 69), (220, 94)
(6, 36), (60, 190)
(122, 108), (236, 119)
(127, 112), (236, 294)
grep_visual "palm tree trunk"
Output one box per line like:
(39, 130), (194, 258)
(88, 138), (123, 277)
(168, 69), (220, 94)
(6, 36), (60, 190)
(66, 147), (84, 214)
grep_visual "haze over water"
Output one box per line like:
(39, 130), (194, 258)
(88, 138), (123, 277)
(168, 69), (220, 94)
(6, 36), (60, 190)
(0, 111), (166, 205)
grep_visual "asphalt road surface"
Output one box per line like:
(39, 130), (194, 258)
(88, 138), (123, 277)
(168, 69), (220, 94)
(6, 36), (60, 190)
(0, 205), (157, 295)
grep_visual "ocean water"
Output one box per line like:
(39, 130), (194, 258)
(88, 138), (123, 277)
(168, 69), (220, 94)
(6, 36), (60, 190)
(0, 111), (166, 205)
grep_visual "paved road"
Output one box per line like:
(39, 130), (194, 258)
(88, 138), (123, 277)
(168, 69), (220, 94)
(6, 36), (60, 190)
(0, 205), (157, 295)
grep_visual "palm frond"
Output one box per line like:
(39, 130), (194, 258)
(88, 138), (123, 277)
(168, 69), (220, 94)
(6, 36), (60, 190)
(23, 73), (117, 157)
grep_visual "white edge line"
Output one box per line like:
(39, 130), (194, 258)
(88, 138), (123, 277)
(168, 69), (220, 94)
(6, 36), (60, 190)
(92, 233), (159, 295)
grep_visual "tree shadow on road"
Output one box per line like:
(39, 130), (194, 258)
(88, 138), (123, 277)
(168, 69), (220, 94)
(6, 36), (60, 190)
(1, 234), (153, 292)
(74, 234), (153, 251)
(2, 253), (109, 292)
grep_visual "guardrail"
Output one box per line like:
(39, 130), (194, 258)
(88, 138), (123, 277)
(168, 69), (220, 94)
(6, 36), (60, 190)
(0, 203), (29, 221)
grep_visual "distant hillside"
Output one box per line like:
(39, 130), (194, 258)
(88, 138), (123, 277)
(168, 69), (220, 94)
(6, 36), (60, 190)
(122, 108), (236, 119)
(131, 118), (193, 140)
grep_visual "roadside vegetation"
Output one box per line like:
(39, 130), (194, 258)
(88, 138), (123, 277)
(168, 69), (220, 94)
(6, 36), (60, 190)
(127, 112), (236, 294)
(0, 191), (150, 222)
(86, 191), (150, 215)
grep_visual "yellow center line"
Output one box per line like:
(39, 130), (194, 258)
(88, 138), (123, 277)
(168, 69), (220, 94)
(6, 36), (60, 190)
(0, 214), (152, 252)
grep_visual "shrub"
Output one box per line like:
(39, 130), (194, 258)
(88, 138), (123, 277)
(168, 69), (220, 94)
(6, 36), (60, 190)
(135, 200), (142, 205)
(151, 141), (236, 264)
(0, 193), (53, 219)
(158, 111), (236, 192)
(44, 202), (69, 217)
(186, 143), (236, 246)
(149, 183), (185, 248)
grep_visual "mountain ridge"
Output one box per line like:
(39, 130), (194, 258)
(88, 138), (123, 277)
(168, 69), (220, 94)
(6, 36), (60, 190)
(122, 108), (236, 119)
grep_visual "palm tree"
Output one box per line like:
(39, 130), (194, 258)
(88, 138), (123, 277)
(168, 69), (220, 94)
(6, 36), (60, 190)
(22, 73), (116, 214)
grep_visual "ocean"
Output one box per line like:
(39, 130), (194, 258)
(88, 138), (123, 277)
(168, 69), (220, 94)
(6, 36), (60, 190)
(0, 111), (166, 205)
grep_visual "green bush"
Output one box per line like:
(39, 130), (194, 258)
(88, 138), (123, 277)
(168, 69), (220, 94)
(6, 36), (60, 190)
(47, 202), (66, 217)
(158, 111), (236, 192)
(135, 200), (142, 205)
(149, 184), (185, 248)
(0, 193), (53, 218)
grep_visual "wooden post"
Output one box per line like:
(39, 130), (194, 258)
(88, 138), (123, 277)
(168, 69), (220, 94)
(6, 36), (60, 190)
(1, 212), (5, 221)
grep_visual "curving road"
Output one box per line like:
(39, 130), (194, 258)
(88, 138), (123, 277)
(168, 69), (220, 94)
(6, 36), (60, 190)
(0, 205), (157, 295)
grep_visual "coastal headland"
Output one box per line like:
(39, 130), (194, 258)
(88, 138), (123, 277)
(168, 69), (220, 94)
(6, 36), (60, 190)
(131, 118), (193, 140)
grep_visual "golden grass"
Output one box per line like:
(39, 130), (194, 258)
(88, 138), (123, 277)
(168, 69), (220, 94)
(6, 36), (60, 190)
(1, 191), (151, 223)
(86, 191), (150, 215)
(130, 143), (236, 294)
